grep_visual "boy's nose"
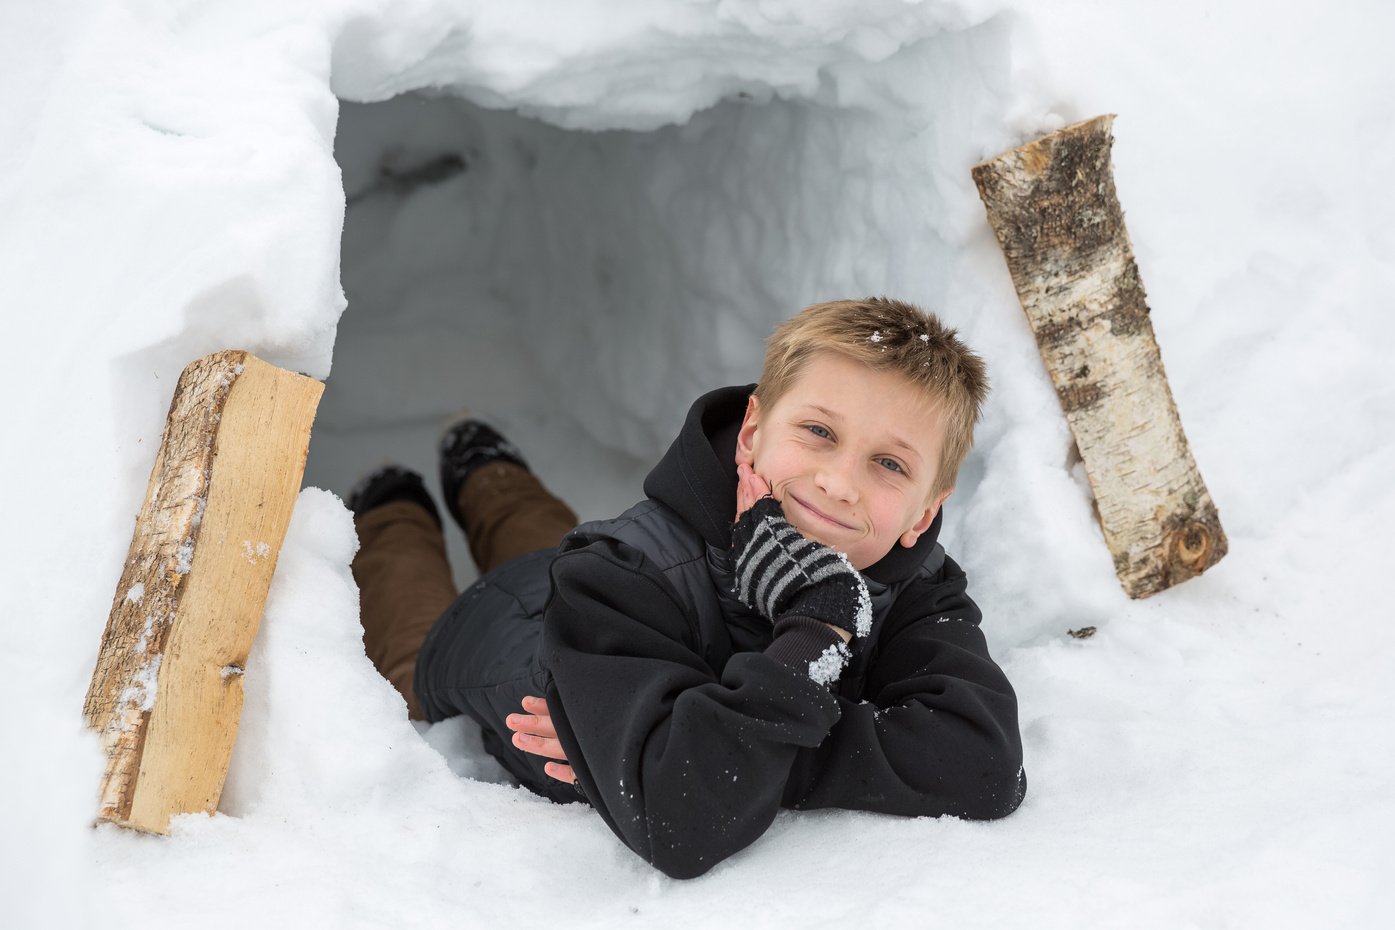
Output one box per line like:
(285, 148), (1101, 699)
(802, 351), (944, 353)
(814, 455), (859, 504)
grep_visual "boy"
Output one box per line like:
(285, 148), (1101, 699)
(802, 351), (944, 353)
(349, 297), (1025, 879)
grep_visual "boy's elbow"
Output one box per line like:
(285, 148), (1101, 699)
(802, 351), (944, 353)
(941, 690), (1026, 820)
(649, 847), (718, 881)
(639, 813), (770, 880)
(951, 736), (1026, 820)
(899, 725), (1025, 821)
(962, 757), (1026, 820)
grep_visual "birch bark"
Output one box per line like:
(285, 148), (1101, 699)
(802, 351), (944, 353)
(972, 115), (1226, 598)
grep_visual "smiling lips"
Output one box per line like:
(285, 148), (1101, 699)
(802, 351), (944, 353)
(788, 493), (856, 531)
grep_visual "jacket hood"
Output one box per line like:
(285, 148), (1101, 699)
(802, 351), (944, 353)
(642, 384), (944, 586)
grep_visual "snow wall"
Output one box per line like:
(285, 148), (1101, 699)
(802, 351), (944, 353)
(2, 2), (1392, 928)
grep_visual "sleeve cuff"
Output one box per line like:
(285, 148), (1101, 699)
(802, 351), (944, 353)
(764, 616), (850, 683)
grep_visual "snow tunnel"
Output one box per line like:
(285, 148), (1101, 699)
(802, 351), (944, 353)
(305, 16), (1025, 584)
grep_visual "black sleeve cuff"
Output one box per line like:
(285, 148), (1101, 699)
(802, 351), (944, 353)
(764, 615), (849, 678)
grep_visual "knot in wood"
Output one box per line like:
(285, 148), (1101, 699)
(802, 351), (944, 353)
(1170, 521), (1213, 570)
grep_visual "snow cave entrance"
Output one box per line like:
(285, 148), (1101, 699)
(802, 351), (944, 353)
(304, 91), (865, 586)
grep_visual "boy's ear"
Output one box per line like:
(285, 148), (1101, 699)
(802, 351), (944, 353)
(735, 394), (760, 468)
(899, 487), (953, 548)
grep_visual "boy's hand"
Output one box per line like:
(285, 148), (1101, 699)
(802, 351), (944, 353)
(735, 461), (772, 520)
(506, 695), (576, 785)
(734, 462), (855, 645)
(730, 494), (871, 641)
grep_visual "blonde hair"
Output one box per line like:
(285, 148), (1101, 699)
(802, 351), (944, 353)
(754, 297), (989, 499)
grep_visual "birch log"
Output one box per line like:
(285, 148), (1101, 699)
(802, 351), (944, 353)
(971, 115), (1226, 598)
(83, 351), (323, 833)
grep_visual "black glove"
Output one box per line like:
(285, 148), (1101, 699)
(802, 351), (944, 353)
(730, 496), (871, 640)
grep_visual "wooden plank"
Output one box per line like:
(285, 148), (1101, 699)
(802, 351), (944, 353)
(971, 115), (1227, 598)
(83, 350), (323, 833)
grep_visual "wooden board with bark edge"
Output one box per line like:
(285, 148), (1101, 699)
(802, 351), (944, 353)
(971, 115), (1226, 598)
(83, 350), (323, 833)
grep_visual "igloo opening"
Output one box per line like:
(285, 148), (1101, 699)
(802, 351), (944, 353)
(305, 65), (1001, 584)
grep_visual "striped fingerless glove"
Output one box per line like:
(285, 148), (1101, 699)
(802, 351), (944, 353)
(730, 497), (872, 640)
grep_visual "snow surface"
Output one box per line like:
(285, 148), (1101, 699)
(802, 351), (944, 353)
(2, 1), (1393, 928)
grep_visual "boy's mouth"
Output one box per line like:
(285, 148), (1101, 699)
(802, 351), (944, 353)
(788, 493), (855, 531)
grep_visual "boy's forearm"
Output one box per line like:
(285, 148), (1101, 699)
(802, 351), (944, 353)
(785, 662), (1025, 819)
(549, 652), (842, 875)
(543, 543), (844, 878)
(787, 575), (1026, 819)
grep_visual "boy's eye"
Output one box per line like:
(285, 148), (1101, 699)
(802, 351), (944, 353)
(877, 457), (904, 474)
(805, 424), (832, 439)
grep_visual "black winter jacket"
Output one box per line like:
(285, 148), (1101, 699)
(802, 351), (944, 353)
(536, 385), (1026, 879)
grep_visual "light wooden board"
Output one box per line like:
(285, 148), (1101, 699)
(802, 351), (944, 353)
(83, 350), (323, 833)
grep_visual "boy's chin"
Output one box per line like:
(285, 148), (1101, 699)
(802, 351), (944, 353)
(849, 550), (888, 572)
(784, 522), (886, 569)
(848, 539), (905, 571)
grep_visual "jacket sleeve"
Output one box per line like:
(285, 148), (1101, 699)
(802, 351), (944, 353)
(540, 537), (845, 880)
(782, 559), (1027, 820)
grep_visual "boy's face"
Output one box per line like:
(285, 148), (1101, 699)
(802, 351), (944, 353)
(736, 350), (953, 571)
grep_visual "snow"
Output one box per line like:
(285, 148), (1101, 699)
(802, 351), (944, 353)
(808, 641), (852, 686)
(118, 655), (162, 714)
(242, 540), (272, 563)
(849, 558), (872, 637)
(174, 540), (195, 575)
(2, 1), (1392, 928)
(133, 613), (158, 655)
